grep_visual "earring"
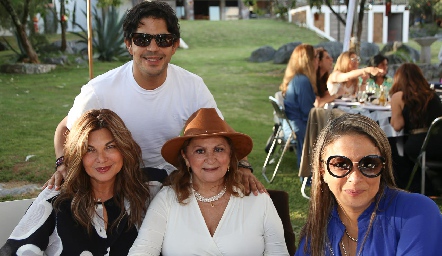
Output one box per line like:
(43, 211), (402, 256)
(187, 166), (191, 173)
(227, 167), (230, 172)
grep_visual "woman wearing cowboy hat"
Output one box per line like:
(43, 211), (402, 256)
(129, 108), (289, 255)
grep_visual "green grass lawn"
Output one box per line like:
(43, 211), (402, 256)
(1, 19), (441, 246)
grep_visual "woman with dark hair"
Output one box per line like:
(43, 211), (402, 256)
(315, 47), (341, 107)
(1, 109), (151, 255)
(390, 63), (442, 160)
(366, 53), (393, 97)
(296, 114), (442, 255)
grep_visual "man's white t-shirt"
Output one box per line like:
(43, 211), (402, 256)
(67, 61), (220, 173)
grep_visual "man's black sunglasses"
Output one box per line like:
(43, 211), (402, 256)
(130, 33), (177, 48)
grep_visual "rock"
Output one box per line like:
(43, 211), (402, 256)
(314, 41), (343, 61)
(273, 42), (302, 64)
(360, 42), (380, 65)
(381, 42), (420, 63)
(0, 183), (39, 197)
(249, 46), (276, 63)
(0, 41), (8, 51)
(0, 63), (56, 74)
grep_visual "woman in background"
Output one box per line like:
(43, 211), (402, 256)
(279, 44), (319, 169)
(1, 109), (150, 255)
(315, 47), (340, 107)
(390, 63), (442, 194)
(366, 53), (393, 97)
(327, 50), (382, 98)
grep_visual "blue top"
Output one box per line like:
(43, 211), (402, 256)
(296, 187), (442, 255)
(284, 74), (316, 122)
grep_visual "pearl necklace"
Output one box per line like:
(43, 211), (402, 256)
(193, 186), (226, 207)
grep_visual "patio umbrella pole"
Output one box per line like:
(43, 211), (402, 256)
(87, 0), (93, 79)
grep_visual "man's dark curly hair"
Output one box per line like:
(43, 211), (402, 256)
(123, 1), (180, 42)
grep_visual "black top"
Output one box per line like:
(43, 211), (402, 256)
(402, 92), (442, 160)
(0, 189), (138, 256)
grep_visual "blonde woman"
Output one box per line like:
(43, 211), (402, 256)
(327, 51), (383, 98)
(279, 44), (318, 169)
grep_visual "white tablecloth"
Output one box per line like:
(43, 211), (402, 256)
(327, 101), (404, 155)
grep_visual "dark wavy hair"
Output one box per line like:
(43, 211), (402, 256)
(316, 47), (330, 97)
(389, 63), (434, 127)
(367, 54), (388, 79)
(123, 1), (180, 41)
(54, 109), (150, 235)
(165, 136), (244, 204)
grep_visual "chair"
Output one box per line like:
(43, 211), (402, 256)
(298, 108), (346, 199)
(262, 93), (297, 183)
(406, 116), (442, 194)
(267, 190), (296, 255)
(430, 83), (442, 103)
(0, 198), (34, 245)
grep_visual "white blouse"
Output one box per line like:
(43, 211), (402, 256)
(129, 186), (289, 256)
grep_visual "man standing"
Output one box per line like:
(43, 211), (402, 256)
(49, 1), (262, 194)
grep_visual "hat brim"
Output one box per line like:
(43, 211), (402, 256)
(161, 132), (253, 168)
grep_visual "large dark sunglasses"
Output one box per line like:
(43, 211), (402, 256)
(323, 155), (385, 178)
(130, 33), (177, 48)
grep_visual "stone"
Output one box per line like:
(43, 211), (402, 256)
(249, 46), (276, 63)
(359, 42), (380, 65)
(0, 63), (56, 74)
(381, 42), (420, 63)
(413, 36), (439, 64)
(273, 42), (302, 64)
(314, 41), (343, 61)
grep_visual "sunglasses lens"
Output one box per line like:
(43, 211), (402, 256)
(359, 156), (384, 177)
(155, 34), (175, 47)
(328, 156), (352, 177)
(131, 33), (176, 48)
(132, 34), (151, 47)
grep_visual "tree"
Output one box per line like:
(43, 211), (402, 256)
(0, 0), (39, 63)
(309, 0), (367, 53)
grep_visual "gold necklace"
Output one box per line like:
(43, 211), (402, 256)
(345, 229), (358, 242)
(341, 241), (349, 256)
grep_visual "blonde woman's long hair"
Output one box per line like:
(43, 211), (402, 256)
(299, 114), (397, 256)
(280, 44), (317, 96)
(54, 109), (150, 235)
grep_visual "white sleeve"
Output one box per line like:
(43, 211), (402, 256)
(128, 187), (171, 256)
(66, 83), (101, 129)
(263, 195), (290, 256)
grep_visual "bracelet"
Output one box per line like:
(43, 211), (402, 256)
(55, 156), (64, 170)
(238, 160), (253, 173)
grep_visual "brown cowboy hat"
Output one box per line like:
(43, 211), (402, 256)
(161, 108), (253, 167)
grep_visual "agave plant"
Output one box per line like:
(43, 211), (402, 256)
(72, 6), (128, 61)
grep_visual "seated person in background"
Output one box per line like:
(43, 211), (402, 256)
(315, 47), (341, 107)
(390, 63), (442, 194)
(129, 108), (289, 256)
(280, 44), (319, 169)
(296, 114), (442, 256)
(366, 53), (393, 96)
(327, 50), (383, 98)
(390, 63), (442, 160)
(0, 109), (151, 255)
(366, 53), (392, 89)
